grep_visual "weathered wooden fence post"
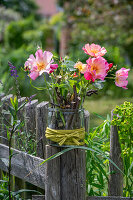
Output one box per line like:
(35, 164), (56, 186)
(36, 101), (49, 159)
(87, 197), (133, 200)
(1, 94), (13, 145)
(25, 99), (38, 139)
(108, 110), (123, 196)
(17, 97), (26, 124)
(45, 145), (61, 200)
(0, 93), (5, 179)
(24, 99), (38, 198)
(0, 93), (5, 143)
(45, 110), (89, 200)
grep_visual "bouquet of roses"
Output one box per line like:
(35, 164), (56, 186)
(24, 43), (130, 110)
(24, 43), (130, 145)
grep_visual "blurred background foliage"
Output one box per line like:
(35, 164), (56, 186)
(0, 0), (133, 100)
(0, 0), (133, 197)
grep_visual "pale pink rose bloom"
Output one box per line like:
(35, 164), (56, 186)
(74, 61), (88, 74)
(24, 49), (58, 80)
(82, 43), (107, 57)
(24, 54), (36, 71)
(84, 57), (109, 81)
(29, 70), (39, 80)
(115, 68), (130, 89)
(35, 49), (53, 75)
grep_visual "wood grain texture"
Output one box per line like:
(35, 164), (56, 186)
(87, 197), (133, 200)
(108, 110), (123, 196)
(25, 99), (38, 134)
(15, 97), (26, 150)
(45, 111), (88, 200)
(45, 145), (60, 200)
(36, 102), (49, 159)
(60, 111), (88, 200)
(0, 93), (5, 179)
(0, 143), (45, 189)
(60, 148), (86, 200)
(24, 99), (39, 198)
(1, 94), (13, 145)
(18, 97), (26, 123)
(0, 93), (5, 144)
(32, 195), (45, 200)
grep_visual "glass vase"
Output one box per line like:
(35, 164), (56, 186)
(46, 107), (85, 145)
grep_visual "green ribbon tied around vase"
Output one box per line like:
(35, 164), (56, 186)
(45, 127), (85, 146)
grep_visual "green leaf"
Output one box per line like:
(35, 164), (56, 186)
(14, 96), (18, 111)
(14, 120), (21, 132)
(6, 127), (10, 141)
(127, 161), (133, 177)
(93, 80), (105, 89)
(8, 106), (16, 118)
(11, 189), (42, 197)
(39, 145), (124, 175)
(93, 112), (106, 120)
(95, 160), (108, 181)
(91, 182), (104, 189)
(0, 180), (8, 183)
(63, 60), (76, 71)
(17, 101), (27, 111)
(10, 97), (15, 109)
(30, 79), (46, 90)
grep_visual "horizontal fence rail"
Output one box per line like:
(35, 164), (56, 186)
(0, 143), (45, 189)
(87, 197), (133, 200)
(32, 195), (45, 200)
(31, 196), (133, 200)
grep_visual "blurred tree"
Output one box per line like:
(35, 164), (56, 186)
(58, 0), (133, 65)
(0, 0), (54, 99)
(0, 0), (38, 17)
(57, 0), (133, 98)
(0, 7), (21, 43)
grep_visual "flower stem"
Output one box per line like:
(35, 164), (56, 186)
(8, 125), (14, 200)
(43, 74), (52, 101)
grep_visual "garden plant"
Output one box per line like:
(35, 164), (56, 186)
(112, 102), (133, 197)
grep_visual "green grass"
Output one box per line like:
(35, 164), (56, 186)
(84, 97), (133, 128)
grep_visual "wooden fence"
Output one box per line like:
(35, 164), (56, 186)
(0, 94), (132, 200)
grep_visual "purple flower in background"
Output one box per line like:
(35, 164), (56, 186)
(8, 62), (18, 78)
(26, 94), (37, 104)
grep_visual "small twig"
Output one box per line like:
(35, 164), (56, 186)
(50, 102), (61, 108)
(55, 87), (63, 105)
(8, 125), (15, 200)
(86, 89), (98, 96)
(73, 85), (77, 102)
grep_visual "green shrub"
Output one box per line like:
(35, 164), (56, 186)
(4, 16), (35, 48)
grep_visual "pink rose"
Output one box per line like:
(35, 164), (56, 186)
(82, 43), (107, 57)
(84, 57), (109, 82)
(24, 49), (58, 80)
(115, 68), (130, 89)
